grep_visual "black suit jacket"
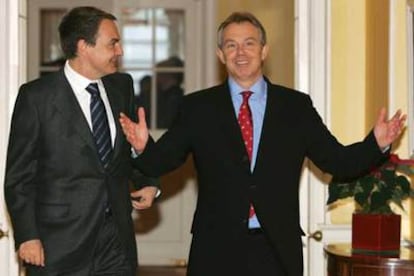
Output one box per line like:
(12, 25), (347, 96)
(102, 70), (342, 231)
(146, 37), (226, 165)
(134, 78), (386, 276)
(4, 70), (156, 272)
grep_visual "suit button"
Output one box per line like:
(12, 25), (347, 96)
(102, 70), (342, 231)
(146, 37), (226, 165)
(242, 155), (249, 163)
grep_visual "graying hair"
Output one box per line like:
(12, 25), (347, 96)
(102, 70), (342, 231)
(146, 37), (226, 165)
(217, 12), (267, 48)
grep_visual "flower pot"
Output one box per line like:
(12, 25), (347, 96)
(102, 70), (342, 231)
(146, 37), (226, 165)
(352, 213), (401, 254)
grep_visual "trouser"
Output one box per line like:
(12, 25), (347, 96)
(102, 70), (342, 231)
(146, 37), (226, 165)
(26, 210), (135, 276)
(246, 230), (287, 275)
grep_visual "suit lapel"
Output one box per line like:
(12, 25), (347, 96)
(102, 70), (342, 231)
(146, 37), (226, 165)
(52, 71), (96, 151)
(254, 83), (284, 171)
(102, 77), (123, 167)
(215, 83), (251, 172)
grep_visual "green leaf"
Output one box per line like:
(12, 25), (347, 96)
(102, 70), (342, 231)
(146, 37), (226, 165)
(327, 182), (355, 204)
(327, 155), (414, 214)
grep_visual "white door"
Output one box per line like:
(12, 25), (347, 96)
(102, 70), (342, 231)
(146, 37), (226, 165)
(0, 0), (25, 275)
(116, 0), (216, 265)
(296, 0), (352, 275)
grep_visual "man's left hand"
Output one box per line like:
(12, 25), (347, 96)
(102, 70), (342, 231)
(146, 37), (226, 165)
(130, 186), (158, 210)
(374, 107), (406, 149)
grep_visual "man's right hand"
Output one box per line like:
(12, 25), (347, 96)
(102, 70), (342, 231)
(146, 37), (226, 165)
(119, 107), (149, 153)
(18, 239), (45, 267)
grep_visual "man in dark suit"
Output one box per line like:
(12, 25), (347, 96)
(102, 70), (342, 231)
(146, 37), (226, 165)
(4, 6), (158, 275)
(119, 12), (406, 276)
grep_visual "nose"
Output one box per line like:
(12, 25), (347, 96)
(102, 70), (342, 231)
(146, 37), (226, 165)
(115, 43), (123, 56)
(236, 44), (246, 54)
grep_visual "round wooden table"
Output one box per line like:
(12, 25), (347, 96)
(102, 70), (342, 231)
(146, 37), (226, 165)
(324, 243), (414, 276)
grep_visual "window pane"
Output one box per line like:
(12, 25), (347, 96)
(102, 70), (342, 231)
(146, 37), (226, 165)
(39, 9), (66, 75)
(121, 8), (186, 130)
(155, 9), (185, 63)
(122, 8), (154, 68)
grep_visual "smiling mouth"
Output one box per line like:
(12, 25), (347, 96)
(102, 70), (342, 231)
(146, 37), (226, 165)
(236, 60), (248, 66)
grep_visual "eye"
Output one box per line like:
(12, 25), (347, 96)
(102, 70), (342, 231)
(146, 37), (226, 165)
(224, 42), (236, 50)
(109, 39), (120, 48)
(245, 40), (257, 47)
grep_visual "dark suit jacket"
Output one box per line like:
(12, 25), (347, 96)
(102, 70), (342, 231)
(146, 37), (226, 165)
(134, 78), (386, 276)
(4, 70), (156, 272)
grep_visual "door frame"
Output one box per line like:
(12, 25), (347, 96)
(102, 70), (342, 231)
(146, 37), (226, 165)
(0, 0), (25, 275)
(296, 0), (352, 275)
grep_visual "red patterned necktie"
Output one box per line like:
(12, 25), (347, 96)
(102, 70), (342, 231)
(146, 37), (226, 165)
(238, 91), (253, 160)
(237, 91), (257, 221)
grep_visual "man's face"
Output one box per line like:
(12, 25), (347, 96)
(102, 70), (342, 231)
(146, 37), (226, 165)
(83, 19), (123, 79)
(216, 22), (268, 88)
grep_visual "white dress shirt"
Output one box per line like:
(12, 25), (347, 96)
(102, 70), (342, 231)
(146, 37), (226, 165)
(63, 61), (116, 146)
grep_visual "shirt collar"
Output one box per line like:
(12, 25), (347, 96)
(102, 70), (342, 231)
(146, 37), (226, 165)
(228, 76), (267, 101)
(64, 61), (102, 92)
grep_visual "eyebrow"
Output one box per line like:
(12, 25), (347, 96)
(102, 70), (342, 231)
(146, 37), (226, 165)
(223, 37), (258, 44)
(110, 38), (121, 44)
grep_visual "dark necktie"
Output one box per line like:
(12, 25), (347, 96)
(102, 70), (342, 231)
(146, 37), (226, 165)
(237, 91), (258, 225)
(86, 83), (113, 168)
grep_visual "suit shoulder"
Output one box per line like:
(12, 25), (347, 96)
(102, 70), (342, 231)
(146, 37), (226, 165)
(21, 71), (61, 89)
(269, 83), (309, 97)
(104, 72), (133, 81)
(183, 84), (224, 102)
(102, 73), (134, 96)
(103, 72), (133, 85)
(18, 71), (63, 97)
(268, 83), (312, 103)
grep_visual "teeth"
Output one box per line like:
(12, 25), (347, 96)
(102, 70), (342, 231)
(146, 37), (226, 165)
(237, 61), (248, 65)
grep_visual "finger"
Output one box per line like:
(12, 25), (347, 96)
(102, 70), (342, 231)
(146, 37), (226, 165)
(33, 247), (39, 265)
(132, 195), (151, 208)
(119, 112), (131, 124)
(391, 109), (402, 120)
(119, 112), (127, 123)
(130, 190), (143, 197)
(25, 256), (32, 264)
(376, 107), (387, 125)
(33, 254), (40, 265)
(131, 190), (144, 203)
(132, 200), (145, 209)
(134, 201), (150, 209)
(138, 107), (147, 128)
(400, 115), (407, 126)
(40, 247), (45, 266)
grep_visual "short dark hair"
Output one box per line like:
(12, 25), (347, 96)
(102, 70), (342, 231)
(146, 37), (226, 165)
(217, 12), (267, 48)
(58, 6), (116, 59)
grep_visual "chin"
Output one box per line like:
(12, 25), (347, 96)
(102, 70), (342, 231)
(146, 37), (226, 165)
(107, 67), (118, 74)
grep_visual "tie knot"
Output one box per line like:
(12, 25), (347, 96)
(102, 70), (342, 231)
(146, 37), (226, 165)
(241, 91), (253, 102)
(86, 83), (99, 96)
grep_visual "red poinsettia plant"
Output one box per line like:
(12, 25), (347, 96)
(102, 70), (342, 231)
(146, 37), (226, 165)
(327, 154), (414, 214)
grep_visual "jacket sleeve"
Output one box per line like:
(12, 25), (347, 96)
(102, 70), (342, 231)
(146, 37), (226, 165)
(4, 84), (40, 249)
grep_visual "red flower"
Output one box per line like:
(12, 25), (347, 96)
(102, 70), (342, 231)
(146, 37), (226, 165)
(389, 154), (414, 166)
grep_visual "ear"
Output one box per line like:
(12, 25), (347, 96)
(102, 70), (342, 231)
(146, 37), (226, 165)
(261, 44), (269, 61)
(216, 48), (226, 64)
(76, 39), (88, 57)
